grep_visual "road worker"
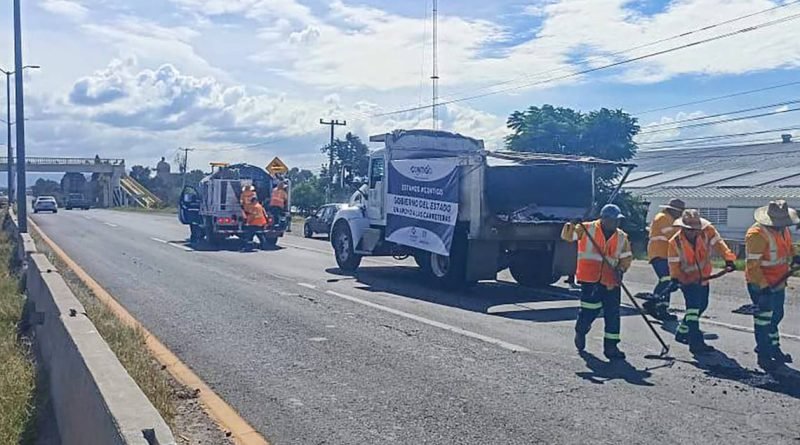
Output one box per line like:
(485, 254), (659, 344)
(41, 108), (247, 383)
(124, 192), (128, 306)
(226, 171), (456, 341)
(241, 184), (257, 211)
(562, 204), (632, 360)
(644, 198), (686, 321)
(269, 180), (289, 221)
(241, 196), (269, 251)
(668, 209), (736, 354)
(745, 200), (800, 371)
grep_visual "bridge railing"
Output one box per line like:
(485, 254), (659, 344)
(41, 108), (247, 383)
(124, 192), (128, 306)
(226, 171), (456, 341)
(0, 157), (125, 166)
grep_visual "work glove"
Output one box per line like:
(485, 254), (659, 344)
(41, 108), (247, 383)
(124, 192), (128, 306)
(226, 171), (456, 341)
(792, 255), (800, 267)
(614, 268), (625, 284)
(725, 260), (736, 273)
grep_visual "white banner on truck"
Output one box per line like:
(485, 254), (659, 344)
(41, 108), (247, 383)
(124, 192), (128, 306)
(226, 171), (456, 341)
(385, 158), (460, 256)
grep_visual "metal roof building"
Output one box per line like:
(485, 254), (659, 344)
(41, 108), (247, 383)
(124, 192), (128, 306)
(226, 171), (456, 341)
(625, 138), (800, 240)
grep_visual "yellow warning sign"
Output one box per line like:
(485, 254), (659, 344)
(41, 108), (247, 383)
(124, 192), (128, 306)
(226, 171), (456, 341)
(266, 157), (289, 175)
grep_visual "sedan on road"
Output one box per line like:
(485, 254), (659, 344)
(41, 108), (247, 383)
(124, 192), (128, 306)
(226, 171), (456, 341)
(303, 203), (344, 238)
(33, 196), (58, 214)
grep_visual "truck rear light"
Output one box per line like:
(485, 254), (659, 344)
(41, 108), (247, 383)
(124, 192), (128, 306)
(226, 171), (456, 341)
(217, 217), (233, 225)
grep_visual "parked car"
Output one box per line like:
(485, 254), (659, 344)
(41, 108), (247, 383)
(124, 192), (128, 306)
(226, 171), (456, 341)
(33, 196), (58, 214)
(65, 193), (90, 210)
(304, 203), (344, 238)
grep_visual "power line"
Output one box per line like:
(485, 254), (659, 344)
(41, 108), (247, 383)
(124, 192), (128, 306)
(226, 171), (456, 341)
(639, 107), (800, 134)
(637, 126), (800, 146)
(632, 80), (800, 115)
(641, 98), (800, 129)
(437, 0), (800, 104)
(374, 11), (800, 117)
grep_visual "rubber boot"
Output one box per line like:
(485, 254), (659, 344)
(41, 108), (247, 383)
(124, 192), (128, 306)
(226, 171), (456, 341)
(655, 305), (677, 322)
(642, 299), (658, 318)
(675, 330), (689, 345)
(574, 331), (586, 352)
(774, 347), (793, 364)
(689, 340), (714, 354)
(603, 341), (626, 360)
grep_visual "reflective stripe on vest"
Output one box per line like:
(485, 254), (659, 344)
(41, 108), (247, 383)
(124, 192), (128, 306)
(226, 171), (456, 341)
(674, 233), (711, 277)
(577, 223), (625, 267)
(757, 224), (791, 267)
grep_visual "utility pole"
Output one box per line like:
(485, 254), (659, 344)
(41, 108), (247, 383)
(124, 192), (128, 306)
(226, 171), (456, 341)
(319, 118), (346, 201)
(431, 0), (439, 131)
(179, 147), (195, 188)
(3, 71), (12, 203)
(13, 0), (28, 232)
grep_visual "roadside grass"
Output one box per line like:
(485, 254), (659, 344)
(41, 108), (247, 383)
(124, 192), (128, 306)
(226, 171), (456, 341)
(0, 230), (36, 445)
(30, 231), (176, 425)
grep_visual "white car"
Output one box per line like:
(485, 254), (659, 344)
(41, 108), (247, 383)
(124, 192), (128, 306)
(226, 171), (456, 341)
(33, 196), (58, 214)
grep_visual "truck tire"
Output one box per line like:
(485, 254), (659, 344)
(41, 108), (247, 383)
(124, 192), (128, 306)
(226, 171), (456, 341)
(509, 251), (561, 287)
(423, 231), (472, 289)
(303, 223), (313, 238)
(332, 222), (362, 272)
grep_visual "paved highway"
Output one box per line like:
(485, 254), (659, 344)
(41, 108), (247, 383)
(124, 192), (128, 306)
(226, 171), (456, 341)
(32, 209), (800, 444)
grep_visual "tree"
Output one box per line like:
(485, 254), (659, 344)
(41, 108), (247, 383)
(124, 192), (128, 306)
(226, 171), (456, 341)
(287, 167), (316, 185)
(321, 132), (370, 200)
(183, 169), (207, 188)
(505, 104), (644, 233)
(292, 179), (325, 214)
(129, 165), (153, 185)
(32, 178), (61, 198)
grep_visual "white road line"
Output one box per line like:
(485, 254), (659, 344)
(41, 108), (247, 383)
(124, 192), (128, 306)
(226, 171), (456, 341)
(700, 318), (800, 342)
(150, 237), (168, 244)
(298, 282), (317, 289)
(168, 242), (193, 252)
(103, 222), (118, 228)
(282, 241), (401, 266)
(325, 290), (530, 353)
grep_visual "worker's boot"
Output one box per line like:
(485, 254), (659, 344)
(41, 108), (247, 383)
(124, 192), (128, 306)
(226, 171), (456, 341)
(689, 340), (714, 355)
(574, 331), (586, 352)
(642, 299), (658, 318)
(655, 304), (677, 322)
(675, 328), (689, 345)
(603, 341), (626, 361)
(758, 354), (777, 372)
(773, 347), (794, 364)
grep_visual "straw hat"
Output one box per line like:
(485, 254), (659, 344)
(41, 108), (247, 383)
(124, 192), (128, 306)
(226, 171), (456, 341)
(754, 200), (800, 227)
(659, 198), (686, 213)
(673, 209), (711, 230)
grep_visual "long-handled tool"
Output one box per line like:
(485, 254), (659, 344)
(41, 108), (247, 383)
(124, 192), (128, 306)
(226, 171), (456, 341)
(579, 223), (673, 359)
(636, 268), (732, 302)
(770, 265), (800, 291)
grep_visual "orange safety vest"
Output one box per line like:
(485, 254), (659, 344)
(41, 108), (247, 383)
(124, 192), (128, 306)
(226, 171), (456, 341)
(245, 204), (268, 227)
(270, 187), (287, 208)
(647, 211), (678, 260)
(576, 221), (628, 288)
(241, 188), (257, 208)
(746, 224), (793, 286)
(669, 231), (713, 285)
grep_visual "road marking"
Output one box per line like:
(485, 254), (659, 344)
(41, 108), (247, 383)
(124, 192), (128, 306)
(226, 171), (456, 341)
(700, 318), (800, 342)
(150, 237), (168, 244)
(168, 242), (193, 252)
(29, 219), (270, 445)
(282, 241), (402, 266)
(298, 282), (317, 289)
(324, 290), (530, 353)
(103, 222), (118, 228)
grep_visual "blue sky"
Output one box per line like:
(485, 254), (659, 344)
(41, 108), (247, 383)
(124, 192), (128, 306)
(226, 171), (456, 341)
(0, 0), (799, 173)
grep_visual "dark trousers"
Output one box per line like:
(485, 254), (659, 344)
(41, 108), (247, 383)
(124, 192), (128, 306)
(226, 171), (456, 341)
(748, 284), (786, 356)
(650, 258), (673, 307)
(676, 284), (709, 345)
(241, 226), (265, 249)
(576, 283), (621, 346)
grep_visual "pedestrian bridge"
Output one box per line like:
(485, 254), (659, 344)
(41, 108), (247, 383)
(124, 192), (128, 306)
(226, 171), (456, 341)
(0, 156), (126, 174)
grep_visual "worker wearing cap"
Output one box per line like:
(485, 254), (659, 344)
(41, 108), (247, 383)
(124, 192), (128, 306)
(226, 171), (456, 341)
(561, 204), (632, 360)
(241, 196), (269, 251)
(668, 209), (736, 354)
(745, 200), (800, 370)
(269, 181), (289, 221)
(644, 198), (686, 321)
(241, 185), (257, 210)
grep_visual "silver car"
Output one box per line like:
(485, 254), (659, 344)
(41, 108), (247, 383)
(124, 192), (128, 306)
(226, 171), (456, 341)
(33, 196), (58, 214)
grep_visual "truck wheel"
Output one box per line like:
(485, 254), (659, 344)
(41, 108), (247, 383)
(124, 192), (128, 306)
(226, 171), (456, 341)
(424, 230), (471, 289)
(332, 222), (361, 272)
(303, 224), (313, 238)
(509, 251), (560, 287)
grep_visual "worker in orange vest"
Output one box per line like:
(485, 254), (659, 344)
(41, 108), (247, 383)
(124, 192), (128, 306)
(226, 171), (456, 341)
(745, 200), (800, 370)
(241, 184), (257, 210)
(241, 196), (269, 251)
(668, 209), (736, 354)
(644, 198), (686, 321)
(269, 180), (288, 222)
(561, 204), (632, 360)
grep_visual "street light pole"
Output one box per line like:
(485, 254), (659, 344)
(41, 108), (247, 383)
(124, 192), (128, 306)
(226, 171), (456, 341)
(4, 71), (11, 203)
(13, 0), (28, 231)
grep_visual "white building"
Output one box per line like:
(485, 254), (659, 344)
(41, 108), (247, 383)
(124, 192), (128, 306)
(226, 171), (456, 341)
(626, 138), (800, 242)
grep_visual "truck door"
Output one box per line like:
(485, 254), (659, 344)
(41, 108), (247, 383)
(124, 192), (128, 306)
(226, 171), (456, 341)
(367, 155), (385, 222)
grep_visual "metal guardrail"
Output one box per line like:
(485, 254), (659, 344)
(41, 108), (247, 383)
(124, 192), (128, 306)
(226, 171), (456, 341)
(0, 156), (125, 166)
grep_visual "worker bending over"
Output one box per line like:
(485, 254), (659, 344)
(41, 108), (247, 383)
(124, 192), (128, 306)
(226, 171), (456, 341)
(562, 204), (632, 360)
(644, 198), (685, 321)
(668, 210), (736, 353)
(241, 196), (269, 251)
(745, 200), (800, 371)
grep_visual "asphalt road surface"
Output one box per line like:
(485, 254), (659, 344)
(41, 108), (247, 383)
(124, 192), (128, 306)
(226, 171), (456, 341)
(32, 209), (800, 444)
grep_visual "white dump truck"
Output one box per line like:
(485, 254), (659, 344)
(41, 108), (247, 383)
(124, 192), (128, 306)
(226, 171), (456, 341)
(330, 129), (634, 288)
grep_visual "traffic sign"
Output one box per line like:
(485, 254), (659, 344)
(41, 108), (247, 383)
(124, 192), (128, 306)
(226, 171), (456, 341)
(266, 157), (289, 175)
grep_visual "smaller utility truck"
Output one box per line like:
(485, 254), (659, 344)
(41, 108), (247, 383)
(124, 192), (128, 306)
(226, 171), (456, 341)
(330, 129), (633, 288)
(178, 163), (290, 247)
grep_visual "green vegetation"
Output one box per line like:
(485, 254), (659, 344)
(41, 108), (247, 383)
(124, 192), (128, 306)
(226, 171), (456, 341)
(32, 233), (176, 425)
(712, 258), (747, 271)
(0, 230), (36, 445)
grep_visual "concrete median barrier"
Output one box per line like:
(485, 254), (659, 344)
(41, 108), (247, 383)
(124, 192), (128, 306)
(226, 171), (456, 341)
(7, 212), (176, 445)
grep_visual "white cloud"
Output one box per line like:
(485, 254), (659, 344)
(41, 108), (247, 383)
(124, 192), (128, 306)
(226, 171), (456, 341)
(39, 0), (89, 20)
